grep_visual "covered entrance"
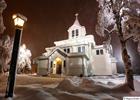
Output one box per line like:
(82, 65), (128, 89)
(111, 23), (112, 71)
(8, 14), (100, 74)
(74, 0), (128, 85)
(53, 57), (63, 74)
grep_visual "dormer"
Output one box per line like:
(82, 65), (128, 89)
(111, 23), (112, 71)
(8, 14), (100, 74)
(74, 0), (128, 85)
(68, 13), (87, 39)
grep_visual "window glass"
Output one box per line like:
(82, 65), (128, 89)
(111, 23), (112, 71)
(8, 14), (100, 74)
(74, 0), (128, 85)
(76, 29), (79, 36)
(64, 60), (66, 67)
(76, 29), (78, 34)
(72, 30), (75, 37)
(78, 47), (81, 52)
(64, 48), (66, 52)
(76, 33), (78, 36)
(96, 50), (99, 55)
(82, 46), (85, 52)
(67, 48), (70, 53)
(100, 49), (103, 55)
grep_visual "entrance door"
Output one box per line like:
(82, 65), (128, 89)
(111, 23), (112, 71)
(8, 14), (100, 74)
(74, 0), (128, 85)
(53, 57), (62, 74)
(56, 64), (62, 74)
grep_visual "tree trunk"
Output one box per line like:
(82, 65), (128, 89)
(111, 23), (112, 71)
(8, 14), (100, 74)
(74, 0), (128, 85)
(120, 40), (134, 90)
(115, 13), (134, 90)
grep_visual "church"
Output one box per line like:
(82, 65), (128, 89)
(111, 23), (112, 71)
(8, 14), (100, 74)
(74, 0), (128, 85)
(35, 14), (117, 76)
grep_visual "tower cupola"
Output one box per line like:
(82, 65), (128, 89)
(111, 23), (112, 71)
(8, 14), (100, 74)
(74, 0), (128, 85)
(68, 13), (87, 39)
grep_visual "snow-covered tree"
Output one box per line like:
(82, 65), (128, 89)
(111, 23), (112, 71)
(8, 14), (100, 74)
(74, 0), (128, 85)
(0, 35), (12, 73)
(96, 0), (140, 90)
(17, 44), (32, 74)
(0, 0), (12, 74)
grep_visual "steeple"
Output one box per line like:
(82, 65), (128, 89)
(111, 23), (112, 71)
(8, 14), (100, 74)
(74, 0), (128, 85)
(73, 13), (81, 26)
(68, 13), (87, 39)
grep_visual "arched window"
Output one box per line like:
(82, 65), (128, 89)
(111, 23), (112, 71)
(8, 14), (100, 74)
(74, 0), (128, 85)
(72, 30), (75, 37)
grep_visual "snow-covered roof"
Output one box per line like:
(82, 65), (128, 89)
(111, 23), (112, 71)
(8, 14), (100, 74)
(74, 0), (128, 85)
(94, 45), (104, 49)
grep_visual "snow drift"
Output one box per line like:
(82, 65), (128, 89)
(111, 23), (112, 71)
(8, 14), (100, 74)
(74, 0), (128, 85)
(0, 76), (140, 100)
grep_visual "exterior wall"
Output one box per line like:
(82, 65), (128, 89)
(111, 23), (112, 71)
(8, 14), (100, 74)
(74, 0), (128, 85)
(87, 42), (95, 75)
(92, 48), (113, 75)
(93, 55), (112, 75)
(111, 62), (117, 74)
(37, 59), (48, 76)
(83, 57), (89, 76)
(67, 57), (83, 76)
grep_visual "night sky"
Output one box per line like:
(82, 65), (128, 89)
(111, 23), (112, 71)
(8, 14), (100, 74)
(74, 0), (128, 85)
(3, 0), (140, 74)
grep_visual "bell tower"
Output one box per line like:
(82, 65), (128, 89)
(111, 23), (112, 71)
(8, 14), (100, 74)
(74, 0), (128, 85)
(67, 13), (87, 39)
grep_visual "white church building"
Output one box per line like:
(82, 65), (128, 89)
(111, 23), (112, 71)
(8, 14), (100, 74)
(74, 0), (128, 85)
(35, 14), (117, 76)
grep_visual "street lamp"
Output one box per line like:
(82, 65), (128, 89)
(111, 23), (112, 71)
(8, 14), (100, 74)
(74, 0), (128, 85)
(12, 14), (27, 28)
(5, 13), (27, 98)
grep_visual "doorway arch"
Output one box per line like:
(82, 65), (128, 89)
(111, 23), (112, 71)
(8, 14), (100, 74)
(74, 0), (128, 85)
(53, 57), (63, 74)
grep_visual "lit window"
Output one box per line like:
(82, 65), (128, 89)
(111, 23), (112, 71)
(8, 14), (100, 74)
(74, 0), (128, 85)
(96, 50), (99, 55)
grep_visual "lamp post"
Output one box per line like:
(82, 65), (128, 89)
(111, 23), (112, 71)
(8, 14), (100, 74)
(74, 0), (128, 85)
(5, 13), (27, 98)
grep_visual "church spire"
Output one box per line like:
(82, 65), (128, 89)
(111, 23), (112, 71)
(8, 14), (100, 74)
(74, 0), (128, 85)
(73, 13), (81, 26)
(68, 13), (87, 39)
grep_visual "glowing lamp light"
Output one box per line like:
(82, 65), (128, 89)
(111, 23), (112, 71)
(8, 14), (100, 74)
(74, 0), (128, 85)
(12, 13), (27, 28)
(56, 57), (62, 62)
(55, 57), (62, 64)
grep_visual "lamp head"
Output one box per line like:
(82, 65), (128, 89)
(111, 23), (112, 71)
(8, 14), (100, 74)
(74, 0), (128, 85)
(12, 13), (27, 28)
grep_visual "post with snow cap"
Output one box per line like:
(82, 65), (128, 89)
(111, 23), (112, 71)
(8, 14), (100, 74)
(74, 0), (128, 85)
(5, 13), (27, 98)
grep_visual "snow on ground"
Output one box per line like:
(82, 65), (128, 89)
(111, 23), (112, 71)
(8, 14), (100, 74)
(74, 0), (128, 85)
(0, 74), (140, 100)
(134, 75), (140, 82)
(90, 76), (125, 85)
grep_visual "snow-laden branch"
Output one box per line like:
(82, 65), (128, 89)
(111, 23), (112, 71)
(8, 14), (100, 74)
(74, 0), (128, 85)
(96, 0), (140, 48)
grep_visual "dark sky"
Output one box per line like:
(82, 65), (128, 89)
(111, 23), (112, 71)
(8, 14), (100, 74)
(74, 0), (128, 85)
(3, 0), (140, 74)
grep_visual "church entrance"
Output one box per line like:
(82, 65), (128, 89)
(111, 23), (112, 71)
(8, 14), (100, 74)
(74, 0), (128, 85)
(53, 57), (63, 74)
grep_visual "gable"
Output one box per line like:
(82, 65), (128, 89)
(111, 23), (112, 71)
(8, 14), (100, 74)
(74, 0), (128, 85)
(47, 48), (67, 60)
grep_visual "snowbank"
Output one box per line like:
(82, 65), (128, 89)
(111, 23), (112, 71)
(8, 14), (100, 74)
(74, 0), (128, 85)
(0, 75), (140, 100)
(56, 76), (140, 99)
